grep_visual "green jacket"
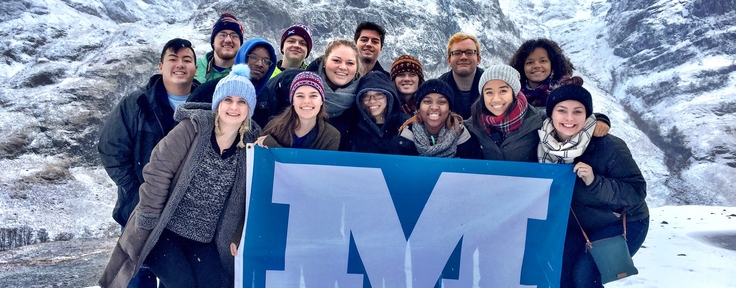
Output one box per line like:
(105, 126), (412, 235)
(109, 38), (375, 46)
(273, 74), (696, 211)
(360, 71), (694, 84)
(195, 51), (231, 83)
(269, 60), (308, 79)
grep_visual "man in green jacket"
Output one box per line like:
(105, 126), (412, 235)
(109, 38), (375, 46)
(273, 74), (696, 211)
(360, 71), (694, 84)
(194, 12), (244, 83)
(270, 24), (313, 79)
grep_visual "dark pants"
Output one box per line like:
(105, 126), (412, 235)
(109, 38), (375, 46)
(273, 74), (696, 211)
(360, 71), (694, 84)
(121, 226), (164, 288)
(561, 216), (649, 288)
(144, 229), (227, 288)
(127, 267), (162, 288)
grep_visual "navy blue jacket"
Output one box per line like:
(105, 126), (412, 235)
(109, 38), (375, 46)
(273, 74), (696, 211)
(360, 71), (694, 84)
(347, 71), (408, 154)
(98, 75), (199, 226)
(571, 135), (649, 232)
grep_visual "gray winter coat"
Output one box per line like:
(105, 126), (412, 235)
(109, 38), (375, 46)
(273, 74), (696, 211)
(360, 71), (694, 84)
(99, 103), (260, 288)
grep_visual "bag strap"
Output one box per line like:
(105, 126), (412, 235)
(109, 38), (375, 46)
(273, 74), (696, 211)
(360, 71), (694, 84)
(571, 208), (628, 249)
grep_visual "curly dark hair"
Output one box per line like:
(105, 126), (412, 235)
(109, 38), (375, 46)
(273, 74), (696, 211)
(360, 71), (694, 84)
(508, 38), (575, 85)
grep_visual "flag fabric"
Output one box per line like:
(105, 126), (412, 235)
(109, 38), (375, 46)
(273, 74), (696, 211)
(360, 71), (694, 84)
(236, 146), (576, 288)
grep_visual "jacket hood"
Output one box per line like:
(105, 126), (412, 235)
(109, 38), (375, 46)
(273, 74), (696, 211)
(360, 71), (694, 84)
(174, 102), (214, 128)
(234, 38), (277, 95)
(355, 71), (402, 136)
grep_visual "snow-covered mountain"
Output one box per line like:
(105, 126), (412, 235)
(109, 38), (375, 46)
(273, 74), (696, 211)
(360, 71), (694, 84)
(0, 0), (732, 253)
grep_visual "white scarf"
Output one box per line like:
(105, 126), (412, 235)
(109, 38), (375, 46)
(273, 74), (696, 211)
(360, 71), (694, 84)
(538, 115), (597, 164)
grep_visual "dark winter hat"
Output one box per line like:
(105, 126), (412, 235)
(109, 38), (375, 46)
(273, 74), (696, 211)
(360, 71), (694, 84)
(212, 64), (257, 118)
(546, 84), (593, 118)
(289, 71), (325, 103)
(414, 79), (455, 111)
(390, 55), (425, 83)
(210, 12), (244, 48)
(280, 24), (313, 57)
(478, 65), (521, 97)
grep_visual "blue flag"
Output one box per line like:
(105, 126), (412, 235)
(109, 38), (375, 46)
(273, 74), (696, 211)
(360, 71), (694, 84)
(236, 146), (575, 288)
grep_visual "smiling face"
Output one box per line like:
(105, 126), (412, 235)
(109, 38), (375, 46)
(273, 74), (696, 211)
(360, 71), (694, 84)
(419, 93), (451, 134)
(247, 46), (272, 82)
(361, 91), (388, 122)
(292, 85), (323, 121)
(324, 45), (358, 87)
(447, 39), (481, 78)
(394, 71), (420, 96)
(158, 47), (196, 91)
(217, 95), (249, 127)
(524, 47), (552, 88)
(482, 79), (515, 116)
(282, 35), (308, 63)
(551, 100), (587, 142)
(213, 29), (240, 62)
(356, 29), (382, 63)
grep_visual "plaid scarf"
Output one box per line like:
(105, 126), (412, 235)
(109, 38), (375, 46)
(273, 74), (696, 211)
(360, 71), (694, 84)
(479, 91), (529, 140)
(537, 115), (597, 164)
(522, 77), (553, 107)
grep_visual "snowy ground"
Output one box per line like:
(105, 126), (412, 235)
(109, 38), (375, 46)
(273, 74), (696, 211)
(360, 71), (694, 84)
(1, 205), (733, 287)
(607, 206), (736, 288)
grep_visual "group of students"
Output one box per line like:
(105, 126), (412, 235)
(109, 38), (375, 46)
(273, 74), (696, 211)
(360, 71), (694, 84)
(97, 12), (649, 288)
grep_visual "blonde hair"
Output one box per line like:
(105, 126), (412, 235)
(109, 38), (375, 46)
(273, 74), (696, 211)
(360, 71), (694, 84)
(214, 110), (250, 148)
(446, 33), (481, 59)
(321, 38), (363, 77)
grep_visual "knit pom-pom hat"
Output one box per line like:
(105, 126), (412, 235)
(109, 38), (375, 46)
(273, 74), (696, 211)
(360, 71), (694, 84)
(289, 71), (325, 103)
(212, 64), (256, 118)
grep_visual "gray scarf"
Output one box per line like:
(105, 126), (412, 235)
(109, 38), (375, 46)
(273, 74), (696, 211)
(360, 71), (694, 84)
(408, 123), (459, 158)
(319, 66), (359, 118)
(538, 115), (596, 163)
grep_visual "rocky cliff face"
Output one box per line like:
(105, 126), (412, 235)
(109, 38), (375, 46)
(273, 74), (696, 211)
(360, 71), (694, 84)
(603, 0), (736, 204)
(0, 0), (733, 251)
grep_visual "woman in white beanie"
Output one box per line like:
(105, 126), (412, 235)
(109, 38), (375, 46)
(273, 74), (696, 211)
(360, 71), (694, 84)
(99, 64), (260, 288)
(465, 64), (545, 162)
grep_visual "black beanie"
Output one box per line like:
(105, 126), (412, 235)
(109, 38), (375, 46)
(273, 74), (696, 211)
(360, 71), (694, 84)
(414, 79), (455, 111)
(210, 13), (244, 48)
(546, 85), (593, 118)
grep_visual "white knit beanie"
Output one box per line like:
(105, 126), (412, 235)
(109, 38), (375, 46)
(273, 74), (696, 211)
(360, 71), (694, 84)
(478, 65), (521, 96)
(212, 64), (256, 117)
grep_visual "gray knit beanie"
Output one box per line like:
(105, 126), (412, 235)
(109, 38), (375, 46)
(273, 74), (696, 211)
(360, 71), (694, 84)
(478, 65), (521, 96)
(212, 64), (256, 118)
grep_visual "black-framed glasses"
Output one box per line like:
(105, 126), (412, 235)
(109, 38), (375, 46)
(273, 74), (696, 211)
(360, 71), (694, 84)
(449, 49), (478, 57)
(363, 92), (386, 102)
(216, 32), (241, 41)
(247, 54), (273, 66)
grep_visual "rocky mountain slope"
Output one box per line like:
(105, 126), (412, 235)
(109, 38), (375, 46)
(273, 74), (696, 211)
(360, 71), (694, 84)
(0, 0), (732, 251)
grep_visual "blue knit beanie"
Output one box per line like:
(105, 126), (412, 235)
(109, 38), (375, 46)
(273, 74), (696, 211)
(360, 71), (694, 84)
(414, 79), (455, 111)
(212, 64), (256, 117)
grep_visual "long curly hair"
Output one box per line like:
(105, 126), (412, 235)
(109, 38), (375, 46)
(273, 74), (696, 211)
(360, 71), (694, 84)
(508, 38), (575, 85)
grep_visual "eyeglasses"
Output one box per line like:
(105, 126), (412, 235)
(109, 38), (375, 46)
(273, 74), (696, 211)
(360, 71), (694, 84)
(247, 54), (273, 66)
(216, 32), (241, 41)
(362, 93), (386, 102)
(449, 49), (478, 57)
